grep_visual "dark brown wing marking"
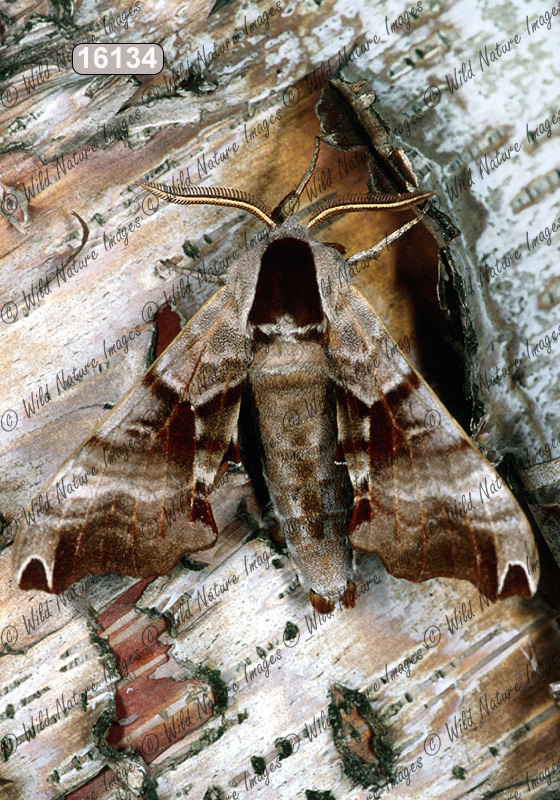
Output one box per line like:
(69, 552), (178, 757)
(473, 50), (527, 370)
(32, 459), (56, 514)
(13, 287), (248, 593)
(327, 287), (538, 600)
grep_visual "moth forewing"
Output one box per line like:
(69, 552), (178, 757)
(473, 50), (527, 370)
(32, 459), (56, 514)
(324, 282), (539, 600)
(12, 285), (248, 593)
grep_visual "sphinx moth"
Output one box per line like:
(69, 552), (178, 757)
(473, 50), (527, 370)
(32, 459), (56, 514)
(12, 138), (539, 611)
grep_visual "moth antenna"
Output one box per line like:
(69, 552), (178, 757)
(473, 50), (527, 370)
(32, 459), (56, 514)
(137, 182), (275, 228)
(271, 135), (322, 224)
(306, 189), (434, 229)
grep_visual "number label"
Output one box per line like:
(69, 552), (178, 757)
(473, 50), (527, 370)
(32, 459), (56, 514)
(73, 44), (163, 75)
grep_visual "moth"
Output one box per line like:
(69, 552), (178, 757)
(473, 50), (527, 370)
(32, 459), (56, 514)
(12, 138), (539, 612)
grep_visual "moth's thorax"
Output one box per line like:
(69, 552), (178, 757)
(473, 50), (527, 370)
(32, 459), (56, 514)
(230, 219), (346, 340)
(248, 234), (323, 327)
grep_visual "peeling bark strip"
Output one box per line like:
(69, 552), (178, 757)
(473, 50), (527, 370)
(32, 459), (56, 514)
(20, 574), (101, 636)
(445, 35), (522, 96)
(19, 330), (140, 419)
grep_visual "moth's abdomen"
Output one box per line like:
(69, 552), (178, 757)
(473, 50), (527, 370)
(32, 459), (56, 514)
(246, 331), (354, 605)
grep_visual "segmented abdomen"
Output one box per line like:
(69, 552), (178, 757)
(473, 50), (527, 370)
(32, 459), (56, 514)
(246, 330), (354, 601)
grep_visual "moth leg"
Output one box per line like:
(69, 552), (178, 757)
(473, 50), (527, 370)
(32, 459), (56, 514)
(272, 135), (322, 222)
(291, 134), (322, 199)
(346, 208), (430, 267)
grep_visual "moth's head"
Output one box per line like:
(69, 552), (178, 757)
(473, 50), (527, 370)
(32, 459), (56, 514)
(136, 138), (433, 324)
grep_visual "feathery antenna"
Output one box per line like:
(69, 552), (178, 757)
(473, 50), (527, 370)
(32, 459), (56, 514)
(307, 190), (434, 229)
(136, 182), (275, 228)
